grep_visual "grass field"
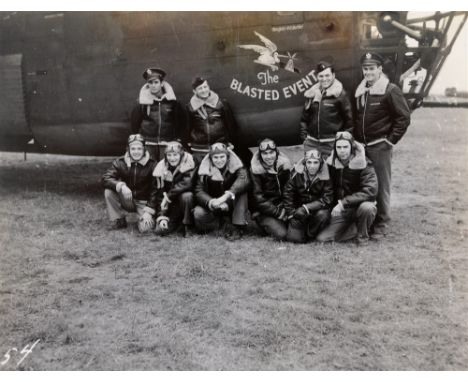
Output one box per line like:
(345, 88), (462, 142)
(1, 108), (468, 370)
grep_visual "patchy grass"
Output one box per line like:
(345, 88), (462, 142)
(0, 108), (468, 370)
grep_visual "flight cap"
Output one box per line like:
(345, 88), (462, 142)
(316, 61), (333, 74)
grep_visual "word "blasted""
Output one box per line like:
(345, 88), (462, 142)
(230, 69), (317, 101)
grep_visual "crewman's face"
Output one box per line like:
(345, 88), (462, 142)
(362, 64), (382, 85)
(147, 77), (163, 95)
(211, 153), (227, 169)
(193, 81), (211, 100)
(317, 68), (335, 89)
(260, 149), (277, 167)
(305, 158), (321, 175)
(166, 152), (181, 167)
(129, 143), (144, 161)
(335, 140), (352, 161)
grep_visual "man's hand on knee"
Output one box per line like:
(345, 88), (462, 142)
(293, 206), (309, 222)
(331, 201), (344, 217)
(120, 185), (133, 201)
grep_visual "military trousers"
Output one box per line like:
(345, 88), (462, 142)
(256, 214), (288, 241)
(365, 141), (393, 227)
(286, 209), (331, 243)
(316, 201), (377, 242)
(104, 189), (154, 233)
(154, 192), (194, 235)
(193, 193), (248, 232)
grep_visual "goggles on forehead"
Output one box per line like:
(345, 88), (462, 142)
(211, 142), (227, 150)
(128, 134), (145, 145)
(335, 131), (353, 141)
(304, 149), (321, 161)
(165, 141), (183, 154)
(210, 142), (228, 155)
(259, 139), (277, 152)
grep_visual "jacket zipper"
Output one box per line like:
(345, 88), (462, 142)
(133, 164), (137, 198)
(276, 174), (281, 196)
(317, 99), (321, 139)
(158, 101), (161, 143)
(339, 168), (344, 200)
(361, 92), (368, 145)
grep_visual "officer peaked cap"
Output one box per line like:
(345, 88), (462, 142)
(143, 67), (166, 81)
(360, 52), (384, 66)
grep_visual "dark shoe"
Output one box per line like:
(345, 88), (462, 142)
(182, 225), (195, 238)
(373, 222), (387, 233)
(109, 217), (127, 230)
(370, 223), (387, 240)
(370, 233), (383, 240)
(356, 236), (369, 246)
(370, 227), (387, 240)
(225, 225), (243, 241)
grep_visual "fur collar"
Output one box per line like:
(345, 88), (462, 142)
(190, 91), (220, 111)
(304, 78), (343, 102)
(124, 150), (150, 168)
(355, 75), (389, 98)
(153, 152), (195, 179)
(326, 141), (367, 170)
(198, 149), (243, 181)
(292, 158), (330, 181)
(250, 151), (292, 175)
(138, 81), (176, 105)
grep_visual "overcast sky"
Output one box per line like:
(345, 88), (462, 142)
(432, 22), (468, 94)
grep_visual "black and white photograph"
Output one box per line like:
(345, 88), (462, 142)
(1, 2), (467, 373)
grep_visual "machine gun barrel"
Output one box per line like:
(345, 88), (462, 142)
(382, 15), (423, 40)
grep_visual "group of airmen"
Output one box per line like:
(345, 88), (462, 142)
(102, 52), (411, 245)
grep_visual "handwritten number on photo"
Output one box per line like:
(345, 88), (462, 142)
(17, 339), (40, 367)
(1, 339), (40, 368)
(1, 348), (17, 366)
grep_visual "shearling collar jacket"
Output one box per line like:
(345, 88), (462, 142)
(195, 150), (250, 209)
(354, 75), (411, 145)
(283, 159), (333, 215)
(138, 81), (177, 105)
(153, 152), (195, 186)
(189, 91), (220, 111)
(147, 152), (196, 216)
(326, 141), (367, 170)
(102, 152), (156, 201)
(355, 75), (389, 100)
(250, 151), (292, 175)
(130, 82), (183, 143)
(198, 149), (243, 181)
(326, 142), (378, 209)
(186, 94), (235, 147)
(250, 151), (292, 218)
(304, 78), (344, 103)
(124, 151), (151, 168)
(300, 78), (354, 141)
